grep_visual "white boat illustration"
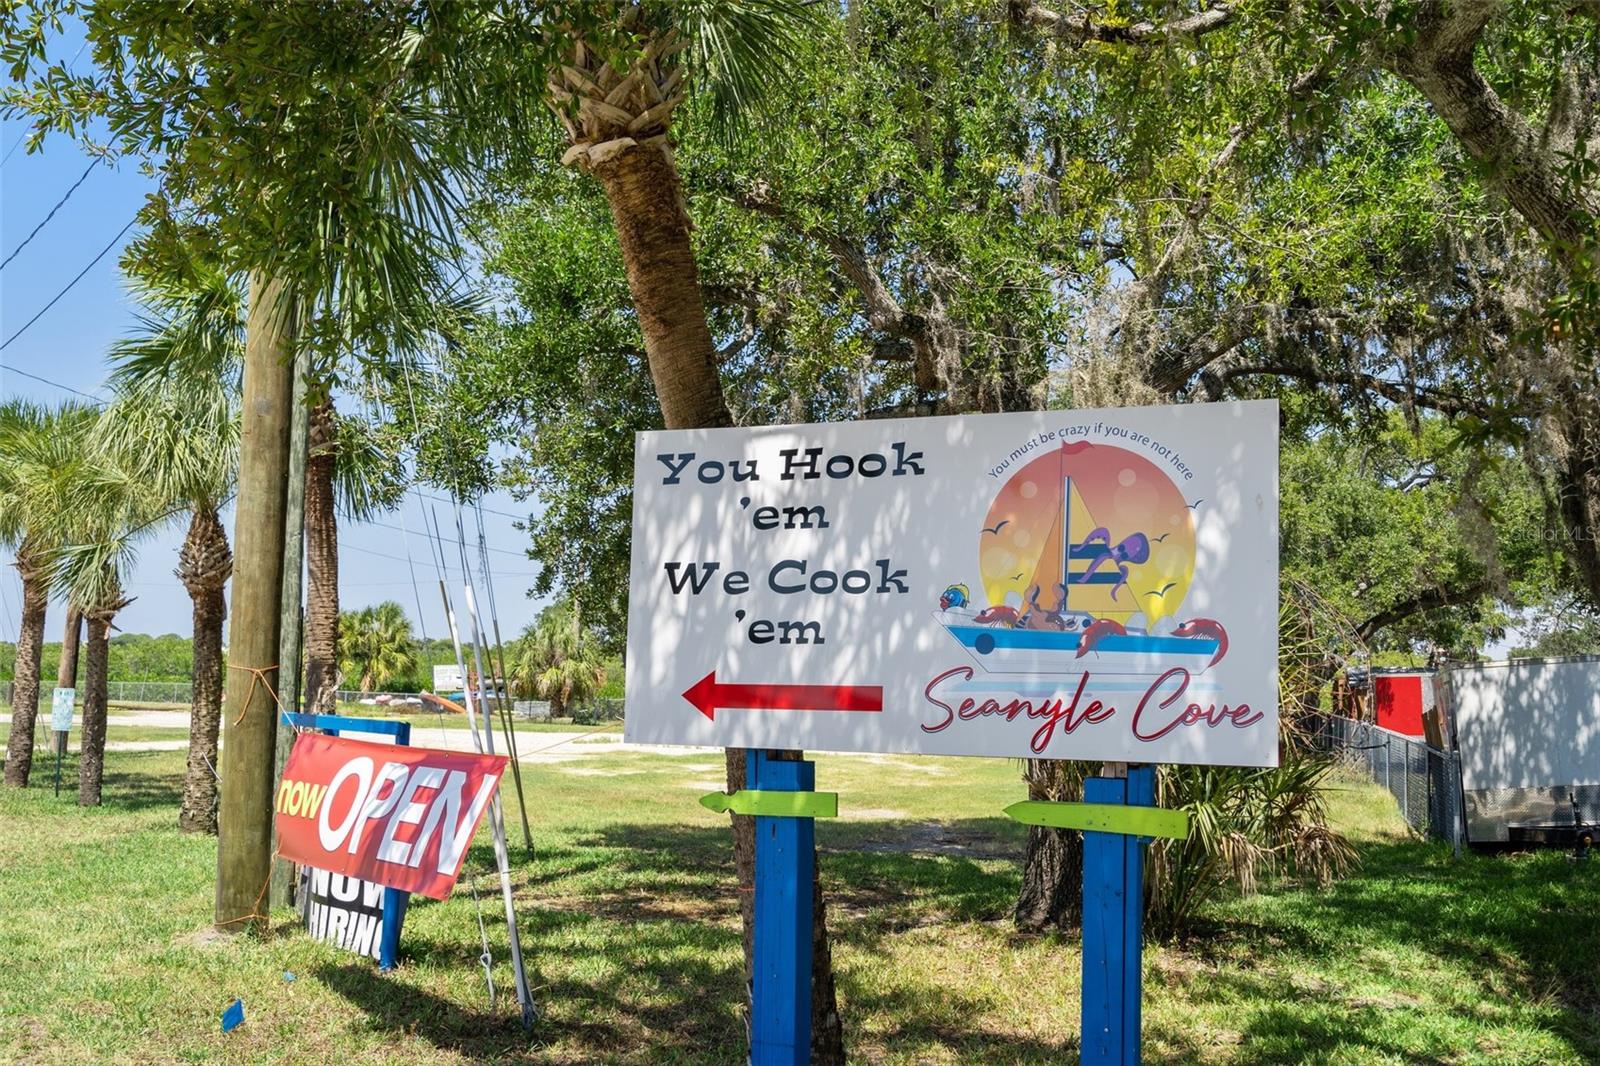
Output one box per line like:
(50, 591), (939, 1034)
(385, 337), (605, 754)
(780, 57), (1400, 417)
(938, 470), (1219, 676)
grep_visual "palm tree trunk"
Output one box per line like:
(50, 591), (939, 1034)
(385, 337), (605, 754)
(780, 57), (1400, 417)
(303, 396), (340, 715)
(592, 144), (733, 433)
(177, 505), (232, 834)
(3, 557), (49, 787)
(591, 139), (842, 1062)
(57, 606), (83, 690)
(77, 613), (111, 807)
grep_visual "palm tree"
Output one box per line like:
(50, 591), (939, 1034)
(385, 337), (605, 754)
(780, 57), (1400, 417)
(338, 601), (417, 692)
(547, 3), (811, 433)
(0, 401), (98, 788)
(508, 602), (608, 718)
(303, 397), (341, 715)
(97, 254), (243, 832)
(42, 429), (170, 807)
(546, 7), (844, 1056)
(304, 404), (407, 715)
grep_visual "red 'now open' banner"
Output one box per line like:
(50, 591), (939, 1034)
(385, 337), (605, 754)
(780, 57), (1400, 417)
(274, 733), (508, 900)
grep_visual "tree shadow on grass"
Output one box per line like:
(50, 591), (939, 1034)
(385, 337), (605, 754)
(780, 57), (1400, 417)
(323, 817), (1055, 1063)
(315, 909), (749, 1064)
(13, 751), (186, 813)
(1162, 836), (1600, 1062)
(584, 818), (1025, 928)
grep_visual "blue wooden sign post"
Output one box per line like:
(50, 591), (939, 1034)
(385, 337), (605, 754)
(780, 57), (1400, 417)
(1006, 762), (1183, 1065)
(280, 712), (412, 971)
(1080, 764), (1154, 1064)
(701, 750), (839, 1066)
(749, 750), (813, 1066)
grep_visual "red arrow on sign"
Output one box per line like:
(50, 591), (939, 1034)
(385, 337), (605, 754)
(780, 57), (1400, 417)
(682, 671), (883, 722)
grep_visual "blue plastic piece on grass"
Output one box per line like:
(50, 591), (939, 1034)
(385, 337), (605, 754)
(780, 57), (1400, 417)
(221, 998), (245, 1033)
(282, 971), (296, 982)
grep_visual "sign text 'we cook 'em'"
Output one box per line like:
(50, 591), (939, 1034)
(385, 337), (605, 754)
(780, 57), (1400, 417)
(625, 401), (1279, 767)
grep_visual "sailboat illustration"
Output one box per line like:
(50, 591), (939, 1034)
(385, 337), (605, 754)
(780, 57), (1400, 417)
(937, 462), (1221, 676)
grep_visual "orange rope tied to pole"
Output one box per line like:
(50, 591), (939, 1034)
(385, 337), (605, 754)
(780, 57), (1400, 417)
(228, 663), (283, 726)
(214, 856), (280, 930)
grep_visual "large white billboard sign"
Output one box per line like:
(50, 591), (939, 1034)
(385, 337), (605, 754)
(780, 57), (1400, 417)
(625, 401), (1279, 767)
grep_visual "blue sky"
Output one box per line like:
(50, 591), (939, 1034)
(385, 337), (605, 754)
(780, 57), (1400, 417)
(0, 55), (549, 644)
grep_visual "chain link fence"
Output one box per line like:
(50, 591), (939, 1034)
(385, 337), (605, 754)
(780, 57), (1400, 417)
(3, 680), (195, 706)
(1316, 714), (1464, 847)
(510, 698), (623, 722)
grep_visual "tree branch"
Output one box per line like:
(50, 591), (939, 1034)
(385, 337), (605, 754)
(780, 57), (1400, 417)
(1381, 2), (1595, 259)
(1010, 2), (1234, 45)
(1357, 579), (1489, 642)
(1219, 357), (1493, 417)
(730, 182), (944, 391)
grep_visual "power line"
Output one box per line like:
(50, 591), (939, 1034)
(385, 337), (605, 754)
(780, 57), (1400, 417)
(1, 364), (106, 404)
(0, 217), (136, 351)
(343, 539), (537, 574)
(358, 513), (532, 559)
(0, 156), (101, 271)
(412, 490), (528, 522)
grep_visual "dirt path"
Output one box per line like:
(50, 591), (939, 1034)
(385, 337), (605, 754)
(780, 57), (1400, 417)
(4, 711), (714, 763)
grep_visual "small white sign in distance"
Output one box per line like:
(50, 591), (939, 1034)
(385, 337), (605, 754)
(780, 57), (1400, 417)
(625, 401), (1279, 767)
(51, 688), (75, 733)
(432, 664), (463, 692)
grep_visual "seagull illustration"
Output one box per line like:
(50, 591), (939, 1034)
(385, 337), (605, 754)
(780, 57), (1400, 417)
(982, 519), (1011, 535)
(1145, 581), (1178, 599)
(1187, 499), (1205, 510)
(1152, 533), (1171, 543)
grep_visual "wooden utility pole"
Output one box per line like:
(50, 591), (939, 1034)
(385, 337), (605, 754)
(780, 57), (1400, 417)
(269, 349), (310, 909)
(57, 607), (83, 690)
(216, 274), (297, 933)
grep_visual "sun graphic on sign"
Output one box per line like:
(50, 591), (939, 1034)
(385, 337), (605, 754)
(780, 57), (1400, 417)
(978, 441), (1197, 626)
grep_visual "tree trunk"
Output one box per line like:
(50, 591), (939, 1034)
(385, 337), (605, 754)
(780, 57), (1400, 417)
(592, 137), (842, 1061)
(271, 351), (310, 907)
(3, 558), (48, 787)
(77, 614), (111, 807)
(216, 273), (296, 933)
(1014, 759), (1091, 931)
(592, 143), (734, 433)
(1553, 389), (1600, 603)
(177, 505), (232, 834)
(303, 396), (340, 716)
(57, 606), (83, 690)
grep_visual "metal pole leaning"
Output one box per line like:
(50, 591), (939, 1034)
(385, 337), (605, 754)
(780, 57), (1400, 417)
(441, 579), (536, 1030)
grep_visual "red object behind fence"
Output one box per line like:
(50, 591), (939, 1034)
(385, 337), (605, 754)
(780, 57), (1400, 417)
(1374, 674), (1426, 738)
(274, 733), (507, 900)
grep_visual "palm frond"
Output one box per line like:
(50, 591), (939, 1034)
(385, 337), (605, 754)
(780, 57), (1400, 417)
(669, 0), (820, 141)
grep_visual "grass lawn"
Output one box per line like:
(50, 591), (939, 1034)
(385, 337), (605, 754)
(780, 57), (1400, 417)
(0, 739), (1595, 1064)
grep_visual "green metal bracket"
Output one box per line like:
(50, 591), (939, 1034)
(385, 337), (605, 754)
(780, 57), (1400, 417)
(699, 789), (839, 819)
(1004, 800), (1190, 840)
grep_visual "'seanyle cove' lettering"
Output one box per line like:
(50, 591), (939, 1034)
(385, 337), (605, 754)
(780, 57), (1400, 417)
(273, 734), (508, 900)
(920, 666), (1260, 754)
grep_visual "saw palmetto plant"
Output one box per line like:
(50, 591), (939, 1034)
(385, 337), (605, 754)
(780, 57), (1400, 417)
(1145, 578), (1362, 939)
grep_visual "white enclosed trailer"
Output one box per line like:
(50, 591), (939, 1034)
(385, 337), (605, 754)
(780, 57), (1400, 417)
(1437, 655), (1600, 844)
